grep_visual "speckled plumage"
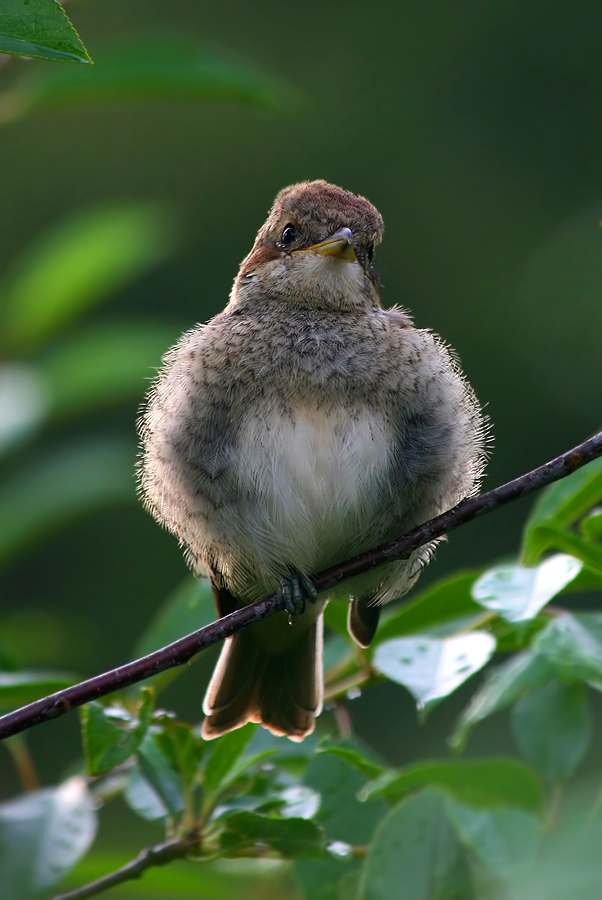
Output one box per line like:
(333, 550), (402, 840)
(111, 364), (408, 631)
(138, 180), (488, 740)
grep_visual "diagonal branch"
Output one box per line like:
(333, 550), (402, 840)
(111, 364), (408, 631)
(1, 430), (601, 742)
(51, 831), (199, 900)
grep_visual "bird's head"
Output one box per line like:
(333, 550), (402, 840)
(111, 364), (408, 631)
(228, 180), (384, 313)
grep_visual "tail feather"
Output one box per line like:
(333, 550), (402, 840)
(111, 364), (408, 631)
(202, 615), (323, 741)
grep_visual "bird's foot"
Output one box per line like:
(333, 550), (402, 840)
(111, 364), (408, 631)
(279, 573), (318, 622)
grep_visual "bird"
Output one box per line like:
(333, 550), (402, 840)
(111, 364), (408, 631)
(137, 179), (487, 742)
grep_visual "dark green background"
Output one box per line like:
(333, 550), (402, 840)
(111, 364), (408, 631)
(0, 0), (601, 890)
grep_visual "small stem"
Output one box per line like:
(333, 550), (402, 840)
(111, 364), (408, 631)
(4, 735), (38, 791)
(324, 669), (373, 701)
(546, 783), (564, 829)
(51, 831), (200, 900)
(332, 703), (353, 739)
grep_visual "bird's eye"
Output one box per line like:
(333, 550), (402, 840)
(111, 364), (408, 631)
(280, 224), (298, 245)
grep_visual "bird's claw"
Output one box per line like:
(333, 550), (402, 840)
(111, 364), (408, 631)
(280, 573), (318, 622)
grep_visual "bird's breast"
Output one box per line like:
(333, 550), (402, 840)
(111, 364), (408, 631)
(234, 404), (394, 573)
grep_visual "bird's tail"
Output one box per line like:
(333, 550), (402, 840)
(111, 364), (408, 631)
(201, 614), (323, 741)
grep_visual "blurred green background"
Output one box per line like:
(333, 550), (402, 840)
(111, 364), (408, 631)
(0, 0), (601, 895)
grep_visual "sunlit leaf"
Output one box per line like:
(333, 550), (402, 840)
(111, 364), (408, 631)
(41, 320), (180, 418)
(219, 810), (324, 858)
(0, 364), (49, 456)
(511, 680), (591, 783)
(522, 456), (602, 564)
(472, 554), (582, 622)
(0, 437), (136, 565)
(0, 203), (176, 352)
(360, 758), (544, 813)
(447, 801), (540, 882)
(0, 670), (75, 710)
(451, 651), (555, 749)
(0, 38), (301, 122)
(373, 632), (496, 711)
(359, 789), (474, 900)
(373, 571), (483, 645)
(0, 0), (91, 63)
(0, 777), (97, 899)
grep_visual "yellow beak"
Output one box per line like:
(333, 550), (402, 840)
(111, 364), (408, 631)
(297, 227), (357, 262)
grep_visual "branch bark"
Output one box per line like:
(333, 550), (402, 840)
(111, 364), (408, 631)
(1, 429), (601, 742)
(51, 831), (199, 900)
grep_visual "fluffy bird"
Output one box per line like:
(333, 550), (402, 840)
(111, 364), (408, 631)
(138, 180), (487, 741)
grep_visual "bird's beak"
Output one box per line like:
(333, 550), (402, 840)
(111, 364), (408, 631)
(297, 227), (357, 262)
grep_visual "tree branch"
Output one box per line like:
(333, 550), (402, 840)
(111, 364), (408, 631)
(1, 429), (601, 742)
(51, 831), (199, 900)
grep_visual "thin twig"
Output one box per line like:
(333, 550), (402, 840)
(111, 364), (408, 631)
(1, 429), (601, 742)
(51, 831), (199, 900)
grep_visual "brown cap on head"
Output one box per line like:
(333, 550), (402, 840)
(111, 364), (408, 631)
(254, 180), (384, 266)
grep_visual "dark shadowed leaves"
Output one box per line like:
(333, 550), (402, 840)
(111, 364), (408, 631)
(360, 757), (544, 813)
(511, 680), (591, 783)
(359, 789), (475, 900)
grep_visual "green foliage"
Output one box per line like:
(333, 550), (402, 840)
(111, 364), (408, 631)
(0, 0), (90, 63)
(0, 37), (301, 123)
(1, 12), (602, 898)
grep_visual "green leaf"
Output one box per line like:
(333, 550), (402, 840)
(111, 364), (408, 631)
(317, 746), (384, 780)
(522, 526), (602, 574)
(511, 680), (591, 783)
(472, 554), (582, 622)
(0, 776), (97, 899)
(374, 571), (483, 644)
(296, 746), (388, 900)
(373, 632), (496, 711)
(0, 437), (136, 566)
(581, 508), (602, 541)
(154, 719), (203, 791)
(81, 690), (153, 776)
(136, 731), (185, 815)
(533, 613), (602, 684)
(522, 456), (602, 564)
(203, 724), (256, 797)
(219, 810), (324, 858)
(451, 651), (556, 749)
(40, 320), (180, 418)
(360, 758), (544, 813)
(0, 38), (300, 121)
(0, 202), (176, 352)
(124, 764), (169, 821)
(359, 789), (474, 900)
(447, 801), (540, 882)
(0, 0), (91, 63)
(0, 669), (75, 709)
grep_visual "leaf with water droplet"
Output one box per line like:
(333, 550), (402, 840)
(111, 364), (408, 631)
(373, 633), (496, 712)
